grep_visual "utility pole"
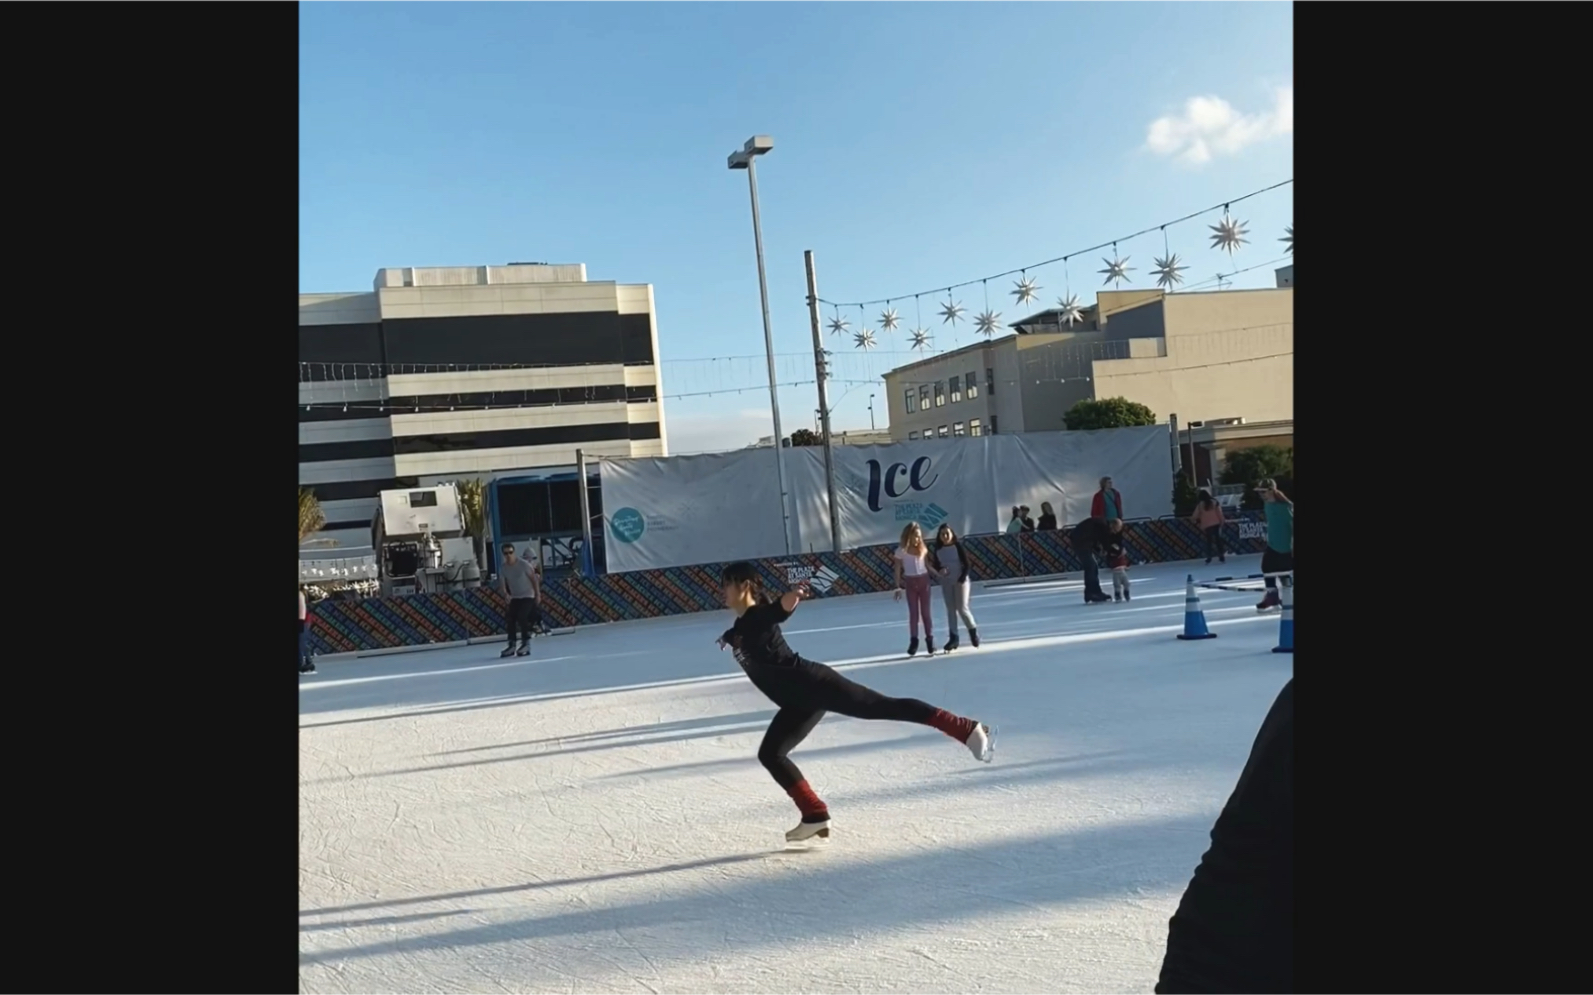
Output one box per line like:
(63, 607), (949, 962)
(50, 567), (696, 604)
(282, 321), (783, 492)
(804, 249), (843, 554)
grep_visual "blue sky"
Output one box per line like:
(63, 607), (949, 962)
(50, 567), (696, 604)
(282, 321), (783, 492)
(300, 2), (1293, 454)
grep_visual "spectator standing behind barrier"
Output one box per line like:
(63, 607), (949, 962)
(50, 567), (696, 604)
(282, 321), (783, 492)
(1020, 505), (1036, 532)
(1005, 506), (1025, 534)
(1091, 476), (1124, 521)
(1070, 516), (1120, 604)
(1157, 678), (1293, 993)
(1255, 479), (1294, 612)
(1037, 501), (1058, 531)
(1192, 490), (1227, 565)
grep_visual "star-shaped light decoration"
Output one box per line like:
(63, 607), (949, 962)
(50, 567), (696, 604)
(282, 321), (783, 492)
(1055, 294), (1085, 328)
(974, 310), (1004, 337)
(1209, 214), (1249, 257)
(938, 298), (965, 325)
(1280, 225), (1293, 254)
(1011, 275), (1042, 307)
(909, 328), (932, 351)
(1099, 255), (1133, 287)
(852, 327), (877, 350)
(878, 307), (900, 332)
(1152, 253), (1187, 289)
(826, 314), (850, 337)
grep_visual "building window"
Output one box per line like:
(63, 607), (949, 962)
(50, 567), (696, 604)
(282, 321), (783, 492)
(937, 425), (949, 438)
(919, 384), (930, 410)
(989, 415), (998, 434)
(934, 381), (945, 407)
(986, 368), (995, 395)
(965, 371), (978, 399)
(950, 378), (962, 403)
(909, 430), (919, 440)
(953, 421), (965, 437)
(970, 418), (983, 437)
(904, 388), (916, 414)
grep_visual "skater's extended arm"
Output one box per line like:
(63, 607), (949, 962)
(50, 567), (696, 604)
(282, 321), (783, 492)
(778, 582), (810, 615)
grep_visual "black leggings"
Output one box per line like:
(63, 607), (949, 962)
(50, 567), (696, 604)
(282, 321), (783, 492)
(757, 662), (938, 791)
(1261, 548), (1294, 591)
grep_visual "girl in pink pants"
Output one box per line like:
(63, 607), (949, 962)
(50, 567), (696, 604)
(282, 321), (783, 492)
(893, 522), (936, 656)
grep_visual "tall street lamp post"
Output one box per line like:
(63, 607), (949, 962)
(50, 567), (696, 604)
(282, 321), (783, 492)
(728, 135), (792, 554)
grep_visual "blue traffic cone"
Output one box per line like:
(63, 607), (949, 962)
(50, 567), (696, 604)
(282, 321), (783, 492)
(1272, 577), (1294, 654)
(1177, 575), (1217, 640)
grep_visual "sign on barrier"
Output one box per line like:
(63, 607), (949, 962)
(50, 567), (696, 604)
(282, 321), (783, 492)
(1237, 520), (1267, 541)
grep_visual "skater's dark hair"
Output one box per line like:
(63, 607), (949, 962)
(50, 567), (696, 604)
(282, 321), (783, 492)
(1198, 489), (1215, 508)
(721, 561), (771, 603)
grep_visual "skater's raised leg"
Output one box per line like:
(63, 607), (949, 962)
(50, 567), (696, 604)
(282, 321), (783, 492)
(804, 662), (992, 762)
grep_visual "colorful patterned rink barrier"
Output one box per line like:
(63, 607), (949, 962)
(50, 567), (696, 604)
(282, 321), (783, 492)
(306, 513), (1270, 655)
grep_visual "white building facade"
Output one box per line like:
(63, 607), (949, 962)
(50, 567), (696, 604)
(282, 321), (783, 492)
(299, 263), (667, 548)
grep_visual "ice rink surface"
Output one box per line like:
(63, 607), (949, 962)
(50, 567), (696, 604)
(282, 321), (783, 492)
(300, 554), (1292, 994)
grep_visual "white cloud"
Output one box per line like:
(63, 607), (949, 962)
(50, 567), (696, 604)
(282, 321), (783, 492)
(664, 408), (772, 455)
(1145, 86), (1292, 166)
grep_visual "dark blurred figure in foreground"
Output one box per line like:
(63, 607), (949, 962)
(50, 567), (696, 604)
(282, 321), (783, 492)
(1157, 678), (1293, 993)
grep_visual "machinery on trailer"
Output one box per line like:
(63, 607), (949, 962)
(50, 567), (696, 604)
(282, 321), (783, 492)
(372, 483), (482, 596)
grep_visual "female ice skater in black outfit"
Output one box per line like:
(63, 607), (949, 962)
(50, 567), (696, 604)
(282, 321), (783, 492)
(716, 561), (994, 844)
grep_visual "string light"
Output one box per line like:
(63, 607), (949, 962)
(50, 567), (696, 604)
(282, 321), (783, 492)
(816, 179), (1292, 309)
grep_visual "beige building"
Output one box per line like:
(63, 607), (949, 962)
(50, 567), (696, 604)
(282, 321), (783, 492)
(881, 287), (1291, 441)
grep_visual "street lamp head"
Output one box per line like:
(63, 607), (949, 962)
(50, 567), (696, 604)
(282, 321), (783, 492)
(727, 135), (773, 169)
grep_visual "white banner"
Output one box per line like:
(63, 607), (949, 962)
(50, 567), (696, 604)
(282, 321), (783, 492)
(599, 451), (788, 574)
(599, 425), (1173, 572)
(789, 439), (997, 550)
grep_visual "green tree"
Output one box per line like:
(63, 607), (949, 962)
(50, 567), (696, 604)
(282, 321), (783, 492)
(1219, 445), (1294, 510)
(456, 478), (487, 567)
(788, 428), (823, 447)
(1063, 397), (1157, 431)
(1172, 473), (1202, 518)
(298, 487), (325, 543)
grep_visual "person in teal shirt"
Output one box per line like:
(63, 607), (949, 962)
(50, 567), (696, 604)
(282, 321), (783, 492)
(1256, 479), (1293, 611)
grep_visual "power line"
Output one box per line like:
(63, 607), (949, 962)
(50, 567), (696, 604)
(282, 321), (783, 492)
(815, 179), (1293, 309)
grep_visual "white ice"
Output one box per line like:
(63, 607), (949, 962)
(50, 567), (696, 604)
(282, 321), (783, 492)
(299, 554), (1292, 994)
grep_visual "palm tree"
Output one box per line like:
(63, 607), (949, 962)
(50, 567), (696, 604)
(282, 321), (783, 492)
(298, 487), (326, 544)
(456, 478), (487, 567)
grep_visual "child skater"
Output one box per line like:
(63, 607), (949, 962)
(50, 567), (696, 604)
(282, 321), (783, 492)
(716, 561), (994, 844)
(892, 521), (936, 656)
(1106, 536), (1132, 602)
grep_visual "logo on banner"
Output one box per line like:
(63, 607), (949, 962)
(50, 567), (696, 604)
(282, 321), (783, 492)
(778, 563), (841, 594)
(862, 456), (948, 529)
(1237, 519), (1266, 541)
(610, 507), (646, 543)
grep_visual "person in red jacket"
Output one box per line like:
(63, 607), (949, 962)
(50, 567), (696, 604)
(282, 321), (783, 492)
(1091, 476), (1125, 521)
